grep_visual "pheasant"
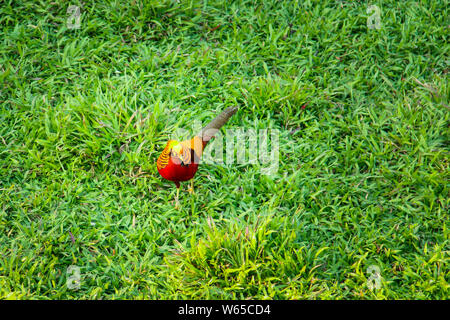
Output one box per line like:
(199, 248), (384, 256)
(157, 106), (238, 208)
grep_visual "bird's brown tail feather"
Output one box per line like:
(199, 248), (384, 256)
(199, 106), (238, 142)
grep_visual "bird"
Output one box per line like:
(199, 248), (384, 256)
(157, 106), (238, 208)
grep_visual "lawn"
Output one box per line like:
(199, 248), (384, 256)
(0, 0), (448, 299)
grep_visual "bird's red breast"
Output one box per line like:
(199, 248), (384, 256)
(157, 137), (204, 186)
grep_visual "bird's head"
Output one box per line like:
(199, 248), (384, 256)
(166, 140), (183, 157)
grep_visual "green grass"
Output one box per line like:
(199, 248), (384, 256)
(0, 0), (448, 299)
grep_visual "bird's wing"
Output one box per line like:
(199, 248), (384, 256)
(181, 136), (204, 164)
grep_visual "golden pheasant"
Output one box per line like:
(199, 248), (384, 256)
(157, 106), (238, 208)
